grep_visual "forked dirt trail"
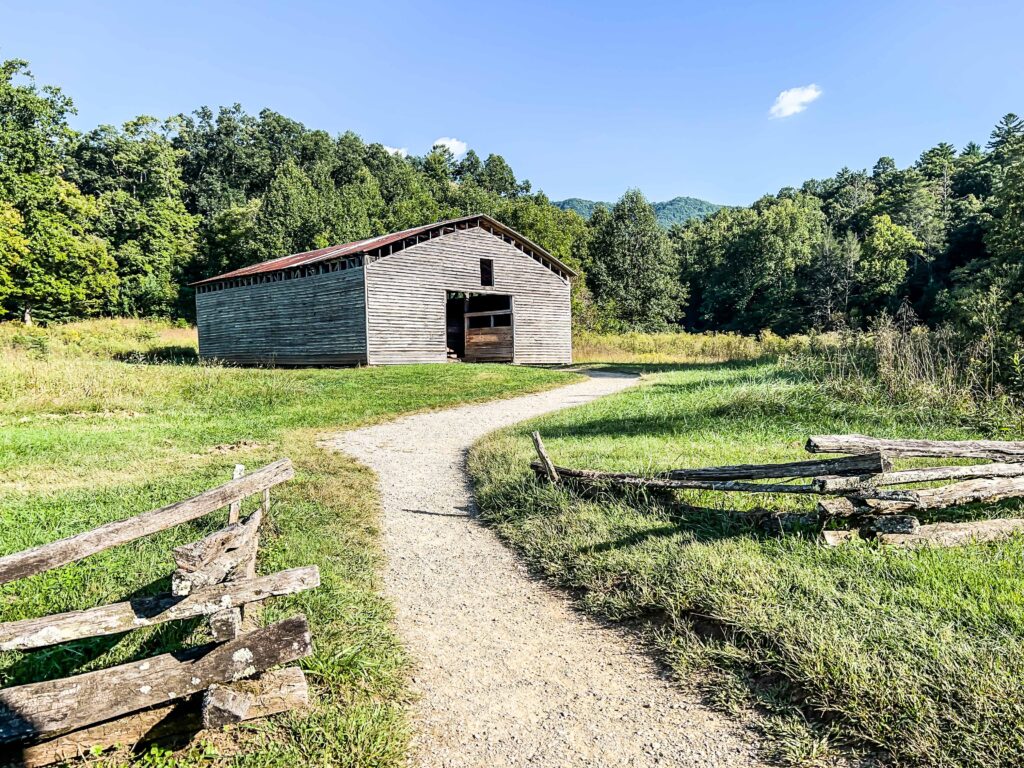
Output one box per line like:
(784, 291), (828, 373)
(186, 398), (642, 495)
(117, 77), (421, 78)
(325, 372), (765, 767)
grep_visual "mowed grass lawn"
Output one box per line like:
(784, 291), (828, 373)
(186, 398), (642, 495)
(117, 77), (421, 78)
(469, 362), (1024, 768)
(0, 320), (580, 767)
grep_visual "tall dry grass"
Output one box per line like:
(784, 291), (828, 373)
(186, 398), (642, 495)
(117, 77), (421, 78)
(573, 329), (810, 364)
(0, 318), (197, 360)
(787, 310), (1024, 433)
(0, 319), (202, 415)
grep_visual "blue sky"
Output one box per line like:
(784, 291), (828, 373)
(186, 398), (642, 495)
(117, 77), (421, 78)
(3, 0), (1023, 205)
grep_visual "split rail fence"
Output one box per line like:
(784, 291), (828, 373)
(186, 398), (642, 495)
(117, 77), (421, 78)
(0, 459), (319, 767)
(530, 432), (1024, 548)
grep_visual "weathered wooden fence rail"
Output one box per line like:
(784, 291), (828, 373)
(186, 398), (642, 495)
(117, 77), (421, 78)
(529, 432), (1024, 549)
(0, 459), (293, 585)
(0, 459), (317, 767)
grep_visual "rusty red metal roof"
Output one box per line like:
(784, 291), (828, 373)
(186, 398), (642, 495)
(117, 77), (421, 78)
(191, 213), (575, 286)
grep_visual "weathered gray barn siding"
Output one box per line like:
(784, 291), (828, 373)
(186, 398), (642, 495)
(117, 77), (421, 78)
(196, 268), (367, 365)
(364, 227), (571, 365)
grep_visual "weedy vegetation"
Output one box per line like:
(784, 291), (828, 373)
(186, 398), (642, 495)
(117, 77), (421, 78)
(573, 329), (810, 365)
(0, 319), (580, 767)
(788, 310), (1024, 437)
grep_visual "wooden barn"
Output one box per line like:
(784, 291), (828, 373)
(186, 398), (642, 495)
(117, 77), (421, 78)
(192, 214), (575, 366)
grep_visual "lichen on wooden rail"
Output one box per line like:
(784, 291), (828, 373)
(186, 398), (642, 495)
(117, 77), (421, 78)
(10, 667), (309, 768)
(859, 475), (1024, 512)
(878, 518), (1024, 548)
(815, 460), (1024, 495)
(173, 507), (262, 574)
(531, 461), (821, 494)
(663, 452), (890, 481)
(530, 460), (919, 499)
(0, 616), (313, 744)
(172, 508), (263, 596)
(0, 458), (318, 766)
(812, 461), (1024, 492)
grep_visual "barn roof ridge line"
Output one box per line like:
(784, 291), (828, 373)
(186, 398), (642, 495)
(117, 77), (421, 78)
(191, 213), (576, 286)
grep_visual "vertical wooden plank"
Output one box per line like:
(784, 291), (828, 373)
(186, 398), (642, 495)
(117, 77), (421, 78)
(364, 227), (571, 365)
(227, 464), (245, 524)
(531, 432), (560, 483)
(211, 464), (254, 639)
(238, 489), (268, 630)
(196, 266), (368, 365)
(245, 489), (268, 582)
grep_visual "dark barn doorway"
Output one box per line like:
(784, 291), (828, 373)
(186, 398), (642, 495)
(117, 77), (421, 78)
(445, 292), (513, 362)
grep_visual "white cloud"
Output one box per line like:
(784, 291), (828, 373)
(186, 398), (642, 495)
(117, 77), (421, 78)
(769, 84), (823, 118)
(433, 136), (468, 158)
(382, 145), (408, 157)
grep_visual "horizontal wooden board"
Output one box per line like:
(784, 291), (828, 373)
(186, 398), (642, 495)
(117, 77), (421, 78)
(15, 667), (308, 768)
(465, 326), (513, 362)
(0, 617), (312, 744)
(0, 566), (319, 651)
(806, 434), (1024, 459)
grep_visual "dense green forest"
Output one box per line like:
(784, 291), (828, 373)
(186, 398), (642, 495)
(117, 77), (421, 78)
(578, 113), (1024, 365)
(554, 196), (722, 228)
(0, 59), (589, 324)
(672, 117), (1024, 345)
(1, 58), (1022, 360)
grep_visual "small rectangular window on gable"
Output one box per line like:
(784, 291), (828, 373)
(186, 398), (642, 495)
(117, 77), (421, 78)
(480, 258), (494, 287)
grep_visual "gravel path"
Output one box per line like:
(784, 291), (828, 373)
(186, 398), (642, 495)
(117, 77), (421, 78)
(324, 372), (766, 767)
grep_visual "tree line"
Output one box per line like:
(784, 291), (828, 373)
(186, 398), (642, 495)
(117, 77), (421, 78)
(0, 59), (588, 324)
(2, 58), (1022, 354)
(582, 112), (1024, 353)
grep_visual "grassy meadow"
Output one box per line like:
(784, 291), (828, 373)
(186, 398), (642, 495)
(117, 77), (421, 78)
(0, 319), (580, 767)
(469, 345), (1024, 767)
(573, 329), (810, 365)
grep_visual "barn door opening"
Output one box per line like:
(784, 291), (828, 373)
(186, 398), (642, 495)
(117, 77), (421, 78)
(445, 292), (513, 363)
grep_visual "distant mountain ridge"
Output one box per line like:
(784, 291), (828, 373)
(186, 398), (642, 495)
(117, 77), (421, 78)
(553, 196), (723, 228)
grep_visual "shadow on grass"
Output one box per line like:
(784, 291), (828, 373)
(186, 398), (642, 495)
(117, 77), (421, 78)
(550, 472), (784, 553)
(0, 646), (208, 765)
(114, 345), (199, 365)
(534, 362), (912, 445)
(402, 507), (471, 518)
(581, 504), (772, 555)
(577, 358), (772, 375)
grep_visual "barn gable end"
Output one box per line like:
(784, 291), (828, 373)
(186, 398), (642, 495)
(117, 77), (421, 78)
(364, 226), (571, 365)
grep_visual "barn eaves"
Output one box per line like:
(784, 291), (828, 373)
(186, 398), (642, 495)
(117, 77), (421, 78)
(191, 214), (575, 294)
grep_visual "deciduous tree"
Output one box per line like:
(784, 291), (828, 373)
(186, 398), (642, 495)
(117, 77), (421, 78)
(588, 189), (684, 330)
(0, 59), (118, 323)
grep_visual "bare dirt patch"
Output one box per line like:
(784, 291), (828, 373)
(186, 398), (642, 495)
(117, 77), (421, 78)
(204, 439), (267, 455)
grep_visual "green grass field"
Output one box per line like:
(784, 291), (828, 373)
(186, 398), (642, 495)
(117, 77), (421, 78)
(469, 361), (1024, 768)
(0, 319), (580, 767)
